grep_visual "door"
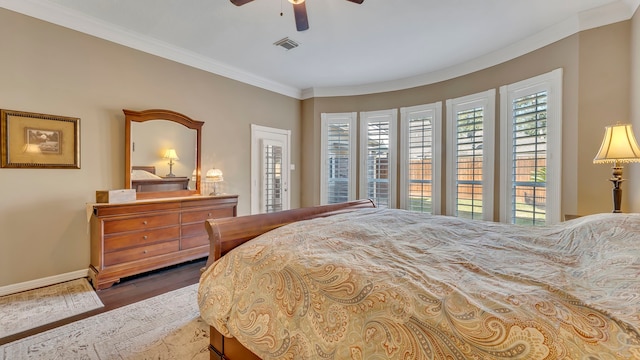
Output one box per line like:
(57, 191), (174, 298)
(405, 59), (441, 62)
(251, 125), (291, 214)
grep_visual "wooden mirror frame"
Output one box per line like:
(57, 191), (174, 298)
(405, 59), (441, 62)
(124, 109), (203, 200)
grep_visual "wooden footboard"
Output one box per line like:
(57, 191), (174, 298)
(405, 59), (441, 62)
(203, 199), (376, 360)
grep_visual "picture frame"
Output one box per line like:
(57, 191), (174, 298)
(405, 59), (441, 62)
(1, 109), (80, 169)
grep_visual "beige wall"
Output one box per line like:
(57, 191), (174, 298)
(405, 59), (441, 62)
(578, 22), (632, 214)
(302, 21), (633, 218)
(0, 8), (300, 286)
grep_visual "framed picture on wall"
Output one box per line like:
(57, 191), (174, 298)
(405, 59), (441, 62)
(1, 109), (80, 169)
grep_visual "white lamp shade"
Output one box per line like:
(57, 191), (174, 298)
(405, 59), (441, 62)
(163, 148), (179, 160)
(593, 124), (640, 164)
(206, 168), (224, 182)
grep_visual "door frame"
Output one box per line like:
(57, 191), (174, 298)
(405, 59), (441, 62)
(251, 124), (291, 214)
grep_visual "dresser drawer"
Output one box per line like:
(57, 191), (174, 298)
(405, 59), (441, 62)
(181, 207), (235, 224)
(104, 240), (180, 266)
(181, 222), (208, 238)
(104, 225), (180, 252)
(103, 213), (179, 234)
(182, 234), (209, 250)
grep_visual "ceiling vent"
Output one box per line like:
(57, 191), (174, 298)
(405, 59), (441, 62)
(274, 37), (300, 51)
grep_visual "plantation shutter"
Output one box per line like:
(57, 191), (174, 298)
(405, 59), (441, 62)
(400, 103), (442, 213)
(510, 91), (547, 225)
(326, 122), (351, 203)
(321, 113), (356, 204)
(406, 116), (434, 213)
(455, 108), (484, 219)
(446, 89), (495, 221)
(262, 140), (283, 213)
(500, 68), (561, 225)
(360, 109), (397, 208)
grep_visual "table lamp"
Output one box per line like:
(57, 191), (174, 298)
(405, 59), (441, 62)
(206, 168), (224, 195)
(593, 123), (640, 212)
(163, 149), (179, 177)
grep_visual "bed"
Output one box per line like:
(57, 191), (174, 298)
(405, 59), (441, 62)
(130, 165), (189, 192)
(198, 200), (640, 359)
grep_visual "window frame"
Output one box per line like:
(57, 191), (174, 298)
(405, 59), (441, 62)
(499, 68), (563, 225)
(359, 109), (398, 208)
(399, 102), (442, 214)
(320, 112), (357, 205)
(445, 89), (496, 221)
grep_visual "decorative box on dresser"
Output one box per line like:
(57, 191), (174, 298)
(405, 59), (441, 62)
(89, 195), (238, 289)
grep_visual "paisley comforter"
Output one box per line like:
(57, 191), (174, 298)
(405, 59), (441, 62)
(198, 209), (640, 359)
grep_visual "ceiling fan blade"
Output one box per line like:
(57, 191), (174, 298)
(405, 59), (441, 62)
(346, 0), (364, 3)
(230, 0), (254, 6)
(293, 2), (309, 31)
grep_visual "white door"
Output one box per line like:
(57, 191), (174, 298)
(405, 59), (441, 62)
(251, 125), (291, 214)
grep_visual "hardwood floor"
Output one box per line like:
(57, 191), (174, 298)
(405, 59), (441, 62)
(0, 258), (206, 346)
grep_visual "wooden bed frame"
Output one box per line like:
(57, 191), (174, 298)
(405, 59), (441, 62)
(203, 199), (376, 360)
(131, 165), (189, 193)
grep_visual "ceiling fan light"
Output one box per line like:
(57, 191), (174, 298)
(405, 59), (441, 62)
(288, 0), (304, 4)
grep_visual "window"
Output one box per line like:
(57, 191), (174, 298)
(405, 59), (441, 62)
(320, 112), (357, 204)
(262, 141), (283, 213)
(500, 69), (562, 225)
(446, 90), (495, 221)
(360, 109), (397, 208)
(400, 103), (442, 214)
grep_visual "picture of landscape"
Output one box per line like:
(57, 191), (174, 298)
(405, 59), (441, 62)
(26, 128), (61, 154)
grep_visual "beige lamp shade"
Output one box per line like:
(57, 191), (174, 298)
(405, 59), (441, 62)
(593, 124), (640, 164)
(206, 168), (224, 182)
(163, 148), (179, 160)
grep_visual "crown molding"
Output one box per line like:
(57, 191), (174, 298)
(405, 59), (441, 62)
(305, 0), (640, 99)
(2, 0), (637, 100)
(0, 0), (303, 99)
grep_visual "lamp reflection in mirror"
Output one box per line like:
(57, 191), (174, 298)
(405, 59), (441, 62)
(206, 168), (224, 195)
(593, 123), (640, 213)
(163, 148), (179, 177)
(22, 143), (42, 154)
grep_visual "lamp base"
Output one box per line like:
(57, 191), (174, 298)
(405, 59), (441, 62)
(166, 160), (176, 178)
(209, 182), (221, 196)
(609, 176), (623, 213)
(612, 185), (622, 213)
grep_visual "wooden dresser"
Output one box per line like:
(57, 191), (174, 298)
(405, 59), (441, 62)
(89, 195), (238, 289)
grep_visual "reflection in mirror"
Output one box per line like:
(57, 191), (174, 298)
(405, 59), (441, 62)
(131, 120), (196, 180)
(124, 109), (203, 199)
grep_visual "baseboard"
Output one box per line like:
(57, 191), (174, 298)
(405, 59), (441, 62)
(0, 269), (91, 297)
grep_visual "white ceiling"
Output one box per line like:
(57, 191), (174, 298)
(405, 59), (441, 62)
(1, 0), (639, 98)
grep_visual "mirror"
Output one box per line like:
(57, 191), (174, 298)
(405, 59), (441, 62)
(124, 109), (203, 199)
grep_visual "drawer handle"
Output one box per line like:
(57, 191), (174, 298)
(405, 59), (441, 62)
(143, 250), (148, 254)
(142, 221), (148, 225)
(143, 235), (148, 240)
(208, 213), (212, 217)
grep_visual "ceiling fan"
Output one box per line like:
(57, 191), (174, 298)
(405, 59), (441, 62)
(230, 0), (364, 32)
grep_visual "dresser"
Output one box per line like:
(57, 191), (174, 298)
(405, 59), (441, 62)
(89, 195), (238, 289)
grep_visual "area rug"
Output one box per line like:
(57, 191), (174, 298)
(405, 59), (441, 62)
(0, 278), (104, 338)
(0, 283), (209, 359)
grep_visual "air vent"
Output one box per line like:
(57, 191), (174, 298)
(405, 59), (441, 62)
(274, 37), (300, 51)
